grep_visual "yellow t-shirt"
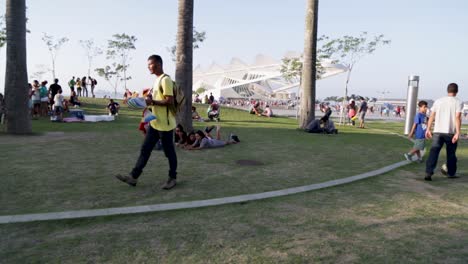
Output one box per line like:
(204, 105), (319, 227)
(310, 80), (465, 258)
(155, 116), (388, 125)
(150, 74), (176, 131)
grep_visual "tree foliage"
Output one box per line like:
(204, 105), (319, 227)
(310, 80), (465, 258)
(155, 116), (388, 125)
(41, 33), (69, 79)
(280, 37), (328, 83)
(319, 32), (390, 71)
(105, 33), (137, 90)
(96, 33), (137, 96)
(79, 39), (103, 77)
(168, 28), (205, 62)
(29, 64), (51, 81)
(195, 87), (206, 95)
(319, 32), (390, 123)
(95, 63), (123, 96)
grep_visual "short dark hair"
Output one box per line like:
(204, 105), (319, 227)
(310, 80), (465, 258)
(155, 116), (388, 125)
(148, 55), (163, 67)
(447, 83), (458, 94)
(418, 100), (428, 107)
(54, 78), (59, 83)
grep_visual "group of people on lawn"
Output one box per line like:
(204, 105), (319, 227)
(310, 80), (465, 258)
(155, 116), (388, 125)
(28, 78), (77, 120)
(250, 102), (273, 117)
(114, 54), (463, 191)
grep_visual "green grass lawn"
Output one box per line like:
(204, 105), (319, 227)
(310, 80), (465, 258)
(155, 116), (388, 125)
(1, 98), (467, 263)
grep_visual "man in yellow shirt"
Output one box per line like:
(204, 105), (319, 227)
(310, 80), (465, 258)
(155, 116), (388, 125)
(116, 55), (178, 190)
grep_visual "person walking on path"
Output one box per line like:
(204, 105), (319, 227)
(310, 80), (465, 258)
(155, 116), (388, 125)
(404, 100), (428, 163)
(116, 55), (178, 190)
(425, 83), (463, 181)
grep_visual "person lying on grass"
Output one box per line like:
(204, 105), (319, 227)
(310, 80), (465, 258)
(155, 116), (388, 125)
(175, 124), (188, 147)
(186, 125), (239, 150)
(184, 131), (197, 148)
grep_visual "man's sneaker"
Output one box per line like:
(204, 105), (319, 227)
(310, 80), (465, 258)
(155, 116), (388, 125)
(404, 153), (411, 161)
(230, 134), (240, 143)
(115, 174), (137, 187)
(447, 175), (459, 179)
(424, 173), (433, 181)
(162, 178), (176, 190)
(440, 164), (448, 176)
(416, 159), (424, 163)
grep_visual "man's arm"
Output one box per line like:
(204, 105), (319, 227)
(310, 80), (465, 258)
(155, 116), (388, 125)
(452, 112), (462, 143)
(425, 111), (436, 139)
(145, 77), (174, 106)
(151, 95), (174, 106)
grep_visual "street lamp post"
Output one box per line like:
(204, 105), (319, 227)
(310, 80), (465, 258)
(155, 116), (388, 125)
(404, 75), (420, 135)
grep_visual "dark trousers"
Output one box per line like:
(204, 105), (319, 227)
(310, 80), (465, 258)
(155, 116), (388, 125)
(426, 133), (458, 176)
(131, 126), (177, 179)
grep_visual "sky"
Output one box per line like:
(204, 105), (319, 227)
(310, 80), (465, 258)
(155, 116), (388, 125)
(0, 0), (467, 100)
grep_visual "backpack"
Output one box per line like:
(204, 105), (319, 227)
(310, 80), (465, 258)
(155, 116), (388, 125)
(158, 74), (185, 124)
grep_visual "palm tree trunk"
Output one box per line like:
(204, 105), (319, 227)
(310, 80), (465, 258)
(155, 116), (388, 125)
(175, 0), (194, 132)
(299, 0), (319, 128)
(4, 0), (31, 134)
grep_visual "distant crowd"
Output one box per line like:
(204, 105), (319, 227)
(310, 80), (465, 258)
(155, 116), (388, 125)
(26, 75), (122, 121)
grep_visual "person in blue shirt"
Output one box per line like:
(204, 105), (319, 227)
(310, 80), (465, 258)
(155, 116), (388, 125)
(404, 101), (428, 162)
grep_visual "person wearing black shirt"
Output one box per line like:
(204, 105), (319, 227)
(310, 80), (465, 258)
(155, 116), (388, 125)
(107, 99), (120, 116)
(209, 92), (214, 104)
(49, 79), (62, 105)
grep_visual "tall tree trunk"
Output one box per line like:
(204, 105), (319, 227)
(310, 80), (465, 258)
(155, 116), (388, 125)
(339, 68), (352, 124)
(175, 0), (194, 132)
(4, 0), (30, 134)
(299, 0), (319, 128)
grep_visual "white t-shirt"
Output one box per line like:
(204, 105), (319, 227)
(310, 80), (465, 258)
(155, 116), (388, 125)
(54, 94), (64, 108)
(32, 88), (40, 101)
(431, 96), (463, 134)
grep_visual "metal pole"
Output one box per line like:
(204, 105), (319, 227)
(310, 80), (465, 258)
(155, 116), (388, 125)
(404, 75), (419, 135)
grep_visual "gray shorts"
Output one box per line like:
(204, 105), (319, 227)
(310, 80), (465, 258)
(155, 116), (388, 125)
(359, 111), (366, 121)
(413, 138), (425, 150)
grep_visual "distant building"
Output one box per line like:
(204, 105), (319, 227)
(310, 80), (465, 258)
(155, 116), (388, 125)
(193, 52), (348, 100)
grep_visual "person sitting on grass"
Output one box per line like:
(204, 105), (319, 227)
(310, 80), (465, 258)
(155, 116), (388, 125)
(192, 106), (204, 121)
(207, 102), (220, 121)
(260, 105), (273, 117)
(107, 99), (120, 116)
(250, 102), (262, 115)
(69, 91), (82, 108)
(187, 125), (239, 150)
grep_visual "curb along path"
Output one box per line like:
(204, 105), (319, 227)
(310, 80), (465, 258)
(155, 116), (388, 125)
(0, 129), (414, 224)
